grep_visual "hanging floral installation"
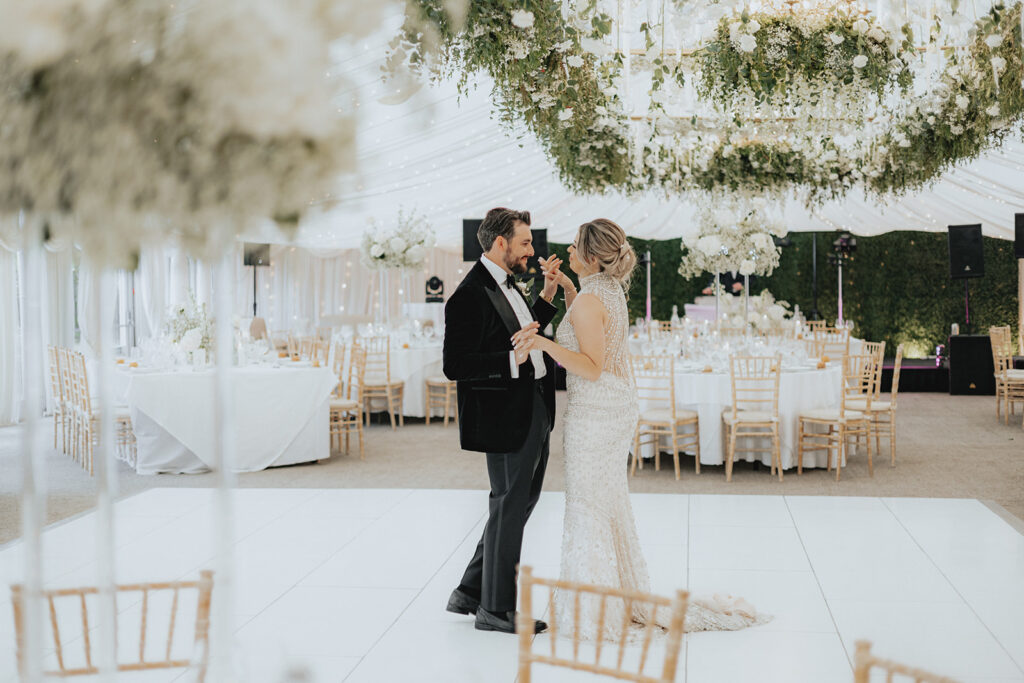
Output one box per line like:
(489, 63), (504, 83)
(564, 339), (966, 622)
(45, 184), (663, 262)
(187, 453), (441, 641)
(391, 0), (1024, 205)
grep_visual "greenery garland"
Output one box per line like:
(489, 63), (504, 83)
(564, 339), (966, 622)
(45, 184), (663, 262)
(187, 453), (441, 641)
(395, 1), (1024, 204)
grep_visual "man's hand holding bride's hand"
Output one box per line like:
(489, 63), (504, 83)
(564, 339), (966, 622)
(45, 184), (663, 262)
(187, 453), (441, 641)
(512, 321), (545, 364)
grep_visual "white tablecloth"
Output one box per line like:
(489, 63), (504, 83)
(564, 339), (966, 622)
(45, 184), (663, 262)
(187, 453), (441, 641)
(637, 365), (843, 470)
(116, 366), (337, 474)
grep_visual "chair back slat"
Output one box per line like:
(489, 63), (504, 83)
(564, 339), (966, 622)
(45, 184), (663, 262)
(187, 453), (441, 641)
(853, 640), (960, 683)
(631, 354), (676, 418)
(516, 566), (689, 683)
(862, 341), (886, 397)
(728, 355), (781, 420)
(11, 571), (214, 679)
(842, 353), (877, 412)
(363, 336), (392, 384)
(890, 344), (905, 408)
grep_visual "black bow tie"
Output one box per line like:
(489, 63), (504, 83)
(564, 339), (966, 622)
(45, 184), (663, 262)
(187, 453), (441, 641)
(504, 273), (516, 289)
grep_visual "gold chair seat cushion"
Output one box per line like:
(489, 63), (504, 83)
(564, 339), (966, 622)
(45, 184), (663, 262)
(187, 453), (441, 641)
(330, 399), (359, 410)
(846, 398), (891, 412)
(1003, 369), (1024, 381)
(799, 408), (866, 422)
(426, 375), (454, 385)
(639, 407), (698, 424)
(722, 410), (778, 424)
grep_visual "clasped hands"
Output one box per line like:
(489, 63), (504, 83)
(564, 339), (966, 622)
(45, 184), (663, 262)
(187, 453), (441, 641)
(512, 252), (571, 364)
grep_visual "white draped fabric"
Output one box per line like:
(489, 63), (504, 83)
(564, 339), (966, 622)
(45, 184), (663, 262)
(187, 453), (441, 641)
(0, 248), (22, 425)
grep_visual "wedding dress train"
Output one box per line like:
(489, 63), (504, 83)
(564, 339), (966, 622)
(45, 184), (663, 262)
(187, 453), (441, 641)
(553, 272), (769, 641)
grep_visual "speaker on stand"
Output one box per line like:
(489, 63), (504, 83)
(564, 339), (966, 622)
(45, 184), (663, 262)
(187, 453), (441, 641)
(947, 224), (984, 335)
(243, 243), (271, 317)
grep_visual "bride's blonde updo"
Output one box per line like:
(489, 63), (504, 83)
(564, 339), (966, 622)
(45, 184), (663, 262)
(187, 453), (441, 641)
(576, 218), (637, 289)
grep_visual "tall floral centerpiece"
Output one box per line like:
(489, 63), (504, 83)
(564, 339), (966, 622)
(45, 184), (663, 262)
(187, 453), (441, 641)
(678, 195), (786, 326)
(360, 208), (436, 324)
(164, 298), (215, 365)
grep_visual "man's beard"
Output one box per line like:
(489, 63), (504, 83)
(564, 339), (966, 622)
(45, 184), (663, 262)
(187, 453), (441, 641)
(505, 254), (528, 274)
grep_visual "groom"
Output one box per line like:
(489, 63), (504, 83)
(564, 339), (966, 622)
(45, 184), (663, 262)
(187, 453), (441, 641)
(443, 207), (560, 634)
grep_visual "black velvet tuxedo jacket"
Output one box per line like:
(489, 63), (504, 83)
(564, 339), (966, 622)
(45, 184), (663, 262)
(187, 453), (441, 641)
(443, 261), (557, 453)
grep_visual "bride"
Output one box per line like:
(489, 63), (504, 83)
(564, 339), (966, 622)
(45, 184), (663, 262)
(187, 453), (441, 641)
(515, 218), (767, 640)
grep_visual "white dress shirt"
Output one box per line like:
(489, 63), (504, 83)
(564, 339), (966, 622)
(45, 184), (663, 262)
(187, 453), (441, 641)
(480, 255), (546, 379)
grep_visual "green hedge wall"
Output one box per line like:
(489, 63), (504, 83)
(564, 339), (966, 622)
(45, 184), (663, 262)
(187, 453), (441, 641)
(548, 231), (1020, 358)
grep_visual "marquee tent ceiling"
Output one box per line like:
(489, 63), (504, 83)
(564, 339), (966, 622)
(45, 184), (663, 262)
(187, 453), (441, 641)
(269, 19), (1024, 251)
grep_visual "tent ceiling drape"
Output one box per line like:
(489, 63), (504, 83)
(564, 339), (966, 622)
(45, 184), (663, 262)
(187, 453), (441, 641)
(264, 26), (1024, 251)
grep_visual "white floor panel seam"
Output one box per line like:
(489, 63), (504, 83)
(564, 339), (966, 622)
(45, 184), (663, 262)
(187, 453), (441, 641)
(783, 495), (853, 674)
(881, 498), (1024, 677)
(342, 508), (488, 682)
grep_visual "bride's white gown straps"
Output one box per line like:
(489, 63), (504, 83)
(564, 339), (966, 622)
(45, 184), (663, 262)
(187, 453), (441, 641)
(553, 272), (768, 640)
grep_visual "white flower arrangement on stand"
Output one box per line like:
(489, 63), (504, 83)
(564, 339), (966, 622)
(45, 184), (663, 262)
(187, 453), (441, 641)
(164, 298), (215, 363)
(678, 195), (786, 279)
(360, 208), (436, 271)
(360, 209), (436, 325)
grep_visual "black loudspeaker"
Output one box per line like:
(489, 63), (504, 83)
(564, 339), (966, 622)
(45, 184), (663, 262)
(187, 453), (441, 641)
(243, 243), (271, 266)
(1015, 213), (1024, 258)
(948, 334), (995, 395)
(947, 224), (984, 279)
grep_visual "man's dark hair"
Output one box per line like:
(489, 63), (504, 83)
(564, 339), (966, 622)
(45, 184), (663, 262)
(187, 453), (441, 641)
(477, 207), (531, 252)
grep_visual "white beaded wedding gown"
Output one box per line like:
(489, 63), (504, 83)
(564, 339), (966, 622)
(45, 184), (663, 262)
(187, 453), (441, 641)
(553, 272), (768, 641)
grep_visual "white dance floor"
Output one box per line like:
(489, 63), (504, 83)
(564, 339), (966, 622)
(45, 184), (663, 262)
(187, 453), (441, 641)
(1, 489), (1022, 682)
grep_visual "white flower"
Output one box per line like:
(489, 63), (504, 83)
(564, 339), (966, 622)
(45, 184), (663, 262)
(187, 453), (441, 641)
(747, 20), (761, 33)
(852, 19), (869, 34)
(739, 259), (756, 276)
(767, 303), (786, 321)
(867, 27), (886, 42)
(180, 328), (203, 353)
(986, 104), (1000, 117)
(389, 236), (407, 253)
(370, 243), (384, 258)
(406, 244), (425, 265)
(852, 55), (868, 69)
(991, 56), (1006, 72)
(558, 108), (574, 121)
(949, 124), (964, 134)
(955, 94), (970, 110)
(750, 233), (774, 251)
(696, 234), (723, 257)
(985, 34), (1003, 48)
(567, 54), (584, 68)
(827, 33), (844, 45)
(898, 138), (911, 147)
(511, 9), (534, 29)
(737, 34), (757, 53)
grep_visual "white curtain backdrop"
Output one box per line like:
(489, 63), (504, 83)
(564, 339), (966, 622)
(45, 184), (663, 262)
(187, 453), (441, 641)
(136, 246), (168, 341)
(0, 246), (22, 425)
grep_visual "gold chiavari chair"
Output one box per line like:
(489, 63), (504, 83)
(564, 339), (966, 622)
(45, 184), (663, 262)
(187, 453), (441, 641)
(361, 335), (405, 429)
(989, 325), (1024, 424)
(330, 344), (365, 459)
(11, 571), (214, 681)
(847, 344), (903, 467)
(862, 341), (886, 393)
(853, 640), (960, 683)
(723, 354), (782, 482)
(631, 354), (700, 479)
(425, 375), (458, 427)
(797, 353), (874, 481)
(806, 320), (827, 333)
(813, 326), (851, 360)
(315, 325), (333, 342)
(310, 338), (329, 368)
(57, 347), (76, 456)
(516, 566), (689, 683)
(299, 336), (314, 360)
(47, 346), (66, 452)
(286, 333), (300, 361)
(69, 351), (135, 474)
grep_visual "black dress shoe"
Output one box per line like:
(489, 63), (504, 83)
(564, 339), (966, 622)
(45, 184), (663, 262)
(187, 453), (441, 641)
(446, 587), (480, 616)
(474, 608), (548, 634)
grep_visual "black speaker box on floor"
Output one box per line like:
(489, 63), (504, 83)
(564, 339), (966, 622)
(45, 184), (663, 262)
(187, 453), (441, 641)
(1015, 213), (1024, 258)
(947, 335), (995, 395)
(947, 224), (984, 279)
